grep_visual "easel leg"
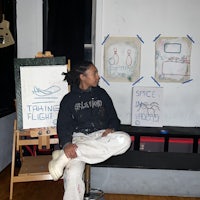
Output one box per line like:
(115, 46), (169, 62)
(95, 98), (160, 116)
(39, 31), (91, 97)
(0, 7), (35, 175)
(10, 122), (17, 200)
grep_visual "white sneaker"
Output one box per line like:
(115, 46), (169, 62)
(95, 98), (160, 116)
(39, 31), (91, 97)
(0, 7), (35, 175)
(52, 150), (62, 160)
(48, 150), (70, 181)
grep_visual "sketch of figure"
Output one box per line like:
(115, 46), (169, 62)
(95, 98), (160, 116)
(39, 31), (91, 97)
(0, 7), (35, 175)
(126, 49), (132, 66)
(108, 47), (119, 65)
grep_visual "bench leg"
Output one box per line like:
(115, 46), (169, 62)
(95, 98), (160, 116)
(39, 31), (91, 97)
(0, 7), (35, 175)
(84, 164), (91, 197)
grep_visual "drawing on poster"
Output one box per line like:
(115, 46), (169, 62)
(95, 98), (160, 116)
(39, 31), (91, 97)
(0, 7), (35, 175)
(131, 86), (163, 127)
(104, 36), (141, 82)
(155, 37), (192, 82)
(20, 65), (68, 129)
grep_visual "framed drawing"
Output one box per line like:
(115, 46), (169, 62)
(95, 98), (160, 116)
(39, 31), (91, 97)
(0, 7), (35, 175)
(131, 86), (163, 127)
(104, 36), (141, 82)
(155, 37), (192, 82)
(15, 57), (68, 130)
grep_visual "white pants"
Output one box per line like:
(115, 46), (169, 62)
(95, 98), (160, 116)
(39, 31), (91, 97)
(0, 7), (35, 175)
(63, 130), (131, 200)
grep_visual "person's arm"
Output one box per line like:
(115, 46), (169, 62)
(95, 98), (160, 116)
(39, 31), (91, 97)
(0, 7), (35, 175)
(103, 90), (121, 131)
(101, 91), (120, 137)
(57, 96), (74, 148)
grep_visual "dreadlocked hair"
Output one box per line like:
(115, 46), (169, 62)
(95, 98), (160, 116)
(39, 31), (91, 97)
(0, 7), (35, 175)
(62, 61), (94, 86)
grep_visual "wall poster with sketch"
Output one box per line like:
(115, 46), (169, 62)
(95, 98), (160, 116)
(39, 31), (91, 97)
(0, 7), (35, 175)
(155, 37), (192, 82)
(104, 36), (141, 82)
(131, 86), (163, 127)
(14, 57), (68, 130)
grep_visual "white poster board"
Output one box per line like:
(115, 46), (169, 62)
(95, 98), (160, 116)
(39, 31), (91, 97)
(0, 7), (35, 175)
(20, 65), (68, 129)
(131, 86), (163, 127)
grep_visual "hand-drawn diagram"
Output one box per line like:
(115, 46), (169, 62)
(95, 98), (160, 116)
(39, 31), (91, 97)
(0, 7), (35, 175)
(20, 65), (68, 129)
(155, 37), (192, 82)
(132, 86), (163, 127)
(104, 36), (141, 82)
(137, 102), (160, 116)
(33, 86), (61, 96)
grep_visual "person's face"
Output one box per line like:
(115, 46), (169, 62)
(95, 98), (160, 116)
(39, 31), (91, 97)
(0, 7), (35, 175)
(80, 65), (100, 90)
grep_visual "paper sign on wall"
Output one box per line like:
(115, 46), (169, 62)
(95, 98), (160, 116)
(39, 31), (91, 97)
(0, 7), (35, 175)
(155, 37), (192, 82)
(131, 86), (163, 127)
(104, 36), (141, 82)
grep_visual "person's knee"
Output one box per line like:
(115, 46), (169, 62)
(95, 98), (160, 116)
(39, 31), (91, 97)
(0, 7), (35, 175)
(122, 132), (131, 147)
(116, 131), (131, 148)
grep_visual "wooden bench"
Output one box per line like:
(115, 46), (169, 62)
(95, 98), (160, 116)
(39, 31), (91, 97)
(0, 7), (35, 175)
(95, 125), (200, 170)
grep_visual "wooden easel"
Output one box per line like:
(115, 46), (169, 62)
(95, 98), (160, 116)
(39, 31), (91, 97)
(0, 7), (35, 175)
(10, 53), (71, 199)
(9, 120), (59, 199)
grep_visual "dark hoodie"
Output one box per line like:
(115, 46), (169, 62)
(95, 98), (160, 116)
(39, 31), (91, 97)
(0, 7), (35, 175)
(57, 85), (120, 148)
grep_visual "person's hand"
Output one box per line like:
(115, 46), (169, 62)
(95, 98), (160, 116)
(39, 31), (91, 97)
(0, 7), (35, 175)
(102, 128), (114, 137)
(63, 143), (78, 159)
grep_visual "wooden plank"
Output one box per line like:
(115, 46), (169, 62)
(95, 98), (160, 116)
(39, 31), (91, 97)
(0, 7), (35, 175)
(13, 174), (53, 182)
(19, 155), (52, 175)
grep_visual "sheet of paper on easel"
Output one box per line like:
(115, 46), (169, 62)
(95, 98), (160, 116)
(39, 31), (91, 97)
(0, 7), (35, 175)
(20, 65), (68, 129)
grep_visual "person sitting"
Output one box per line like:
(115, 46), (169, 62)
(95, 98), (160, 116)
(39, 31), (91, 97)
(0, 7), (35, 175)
(48, 61), (131, 200)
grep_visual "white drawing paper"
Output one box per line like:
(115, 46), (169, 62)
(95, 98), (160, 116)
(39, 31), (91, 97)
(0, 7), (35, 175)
(132, 86), (163, 127)
(20, 65), (68, 129)
(155, 37), (192, 82)
(104, 36), (141, 82)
